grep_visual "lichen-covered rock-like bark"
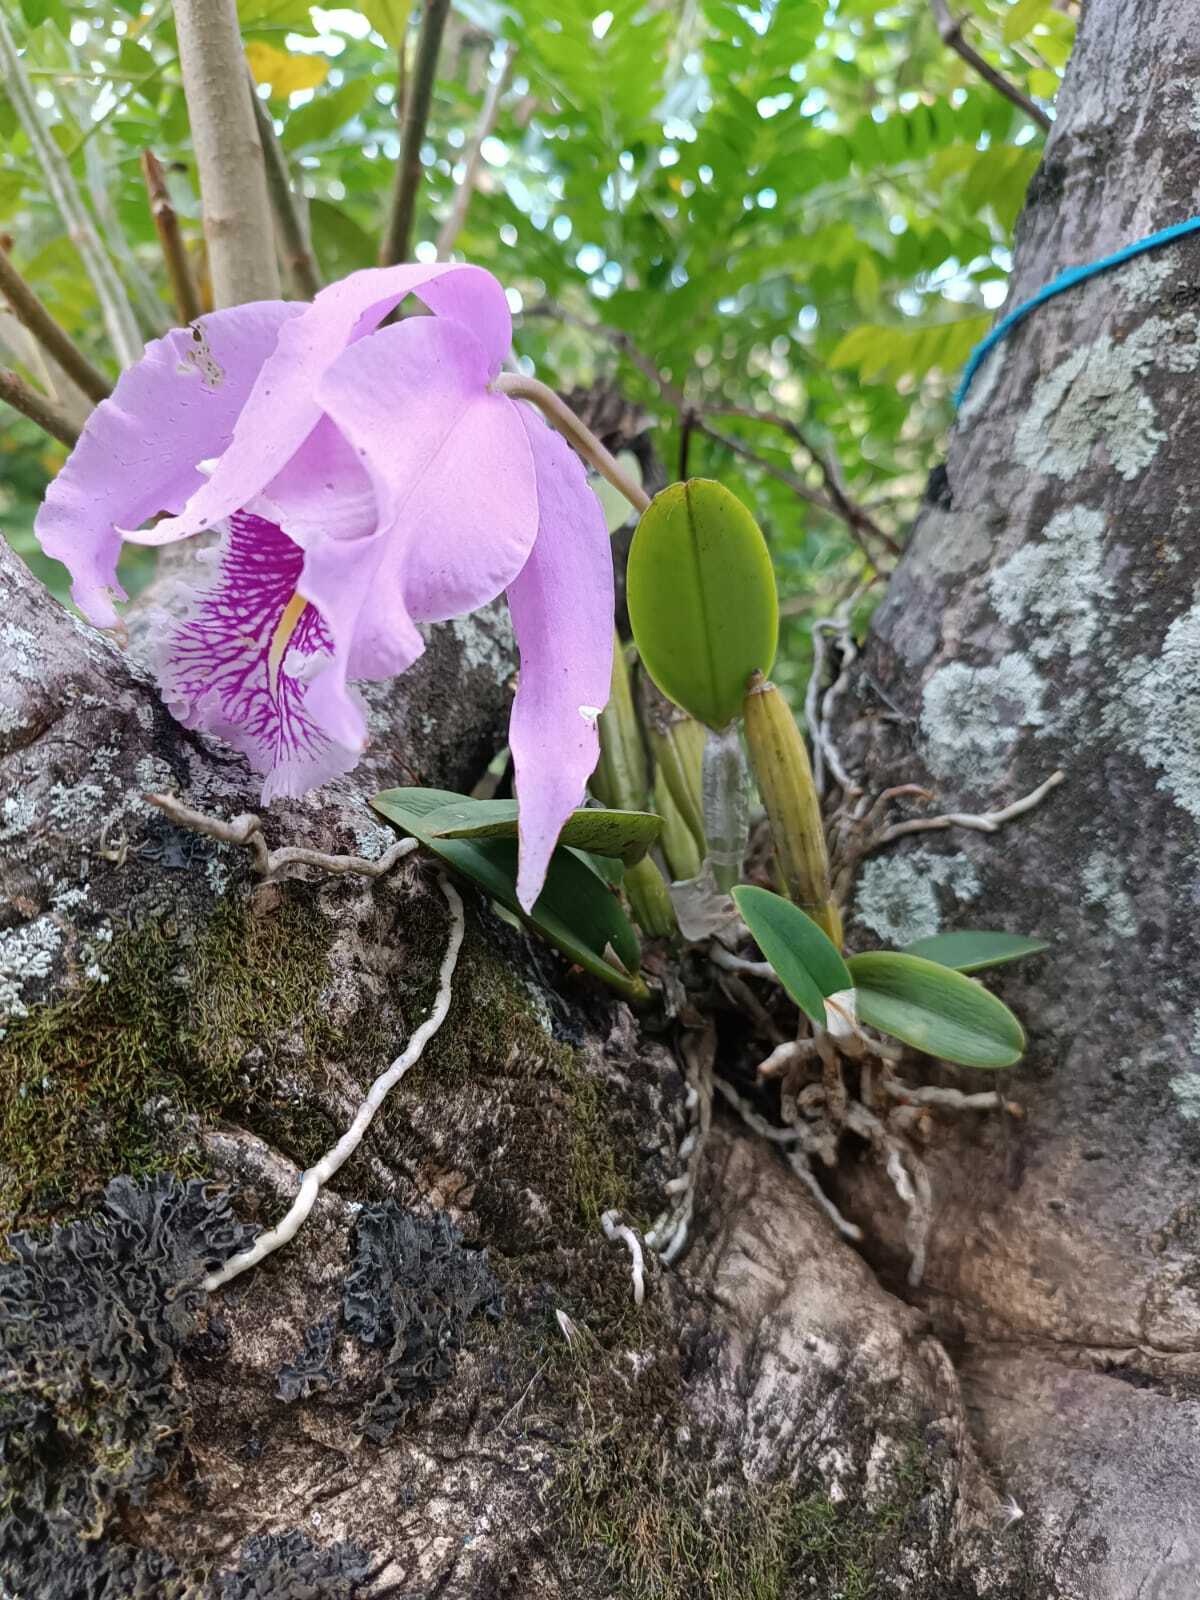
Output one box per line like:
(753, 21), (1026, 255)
(839, 1), (1200, 1590)
(0, 532), (1035, 1597)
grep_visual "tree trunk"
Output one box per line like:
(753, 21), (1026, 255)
(4, 4), (1196, 1595)
(0, 531), (1035, 1598)
(835, 0), (1200, 1591)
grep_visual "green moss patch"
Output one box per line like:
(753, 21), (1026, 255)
(546, 1311), (941, 1600)
(0, 887), (338, 1234)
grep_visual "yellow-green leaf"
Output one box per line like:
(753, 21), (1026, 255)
(360, 0), (411, 48)
(246, 41), (329, 97)
(902, 931), (1049, 973)
(1002, 0), (1049, 44)
(420, 797), (663, 866)
(732, 885), (851, 1028)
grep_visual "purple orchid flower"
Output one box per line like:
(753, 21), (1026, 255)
(34, 263), (614, 909)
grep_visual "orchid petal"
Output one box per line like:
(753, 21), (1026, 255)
(507, 407), (615, 912)
(298, 527), (425, 740)
(315, 315), (537, 626)
(154, 510), (363, 799)
(256, 415), (376, 550)
(145, 263), (512, 548)
(34, 302), (303, 626)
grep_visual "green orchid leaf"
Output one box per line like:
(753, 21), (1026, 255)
(847, 951), (1025, 1069)
(414, 796), (662, 865)
(627, 479), (778, 730)
(371, 788), (646, 1003)
(732, 884), (852, 1027)
(901, 930), (1049, 974)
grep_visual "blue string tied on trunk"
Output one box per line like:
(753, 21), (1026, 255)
(954, 214), (1200, 408)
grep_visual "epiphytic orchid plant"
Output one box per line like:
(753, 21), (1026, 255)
(34, 262), (615, 911)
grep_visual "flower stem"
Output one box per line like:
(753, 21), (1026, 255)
(495, 373), (651, 515)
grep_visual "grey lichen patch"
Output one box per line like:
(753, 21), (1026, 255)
(0, 622), (43, 683)
(0, 795), (36, 842)
(1013, 315), (1199, 483)
(854, 848), (982, 945)
(1080, 850), (1139, 939)
(1169, 1074), (1200, 1121)
(442, 607), (515, 679)
(957, 336), (1006, 425)
(1115, 252), (1178, 311)
(1106, 597), (1200, 822)
(988, 506), (1114, 658)
(0, 917), (62, 1026)
(920, 653), (1046, 785)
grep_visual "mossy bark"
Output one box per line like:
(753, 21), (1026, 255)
(837, 0), (1200, 1591)
(0, 456), (1055, 1596)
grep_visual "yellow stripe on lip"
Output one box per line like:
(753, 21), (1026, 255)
(267, 591), (310, 699)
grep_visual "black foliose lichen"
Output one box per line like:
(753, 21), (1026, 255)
(0, 1174), (255, 1595)
(277, 1314), (339, 1402)
(343, 1204), (503, 1443)
(0, 1175), (376, 1599)
(217, 1530), (370, 1598)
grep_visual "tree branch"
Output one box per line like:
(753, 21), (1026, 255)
(0, 8), (143, 366)
(435, 43), (514, 260)
(247, 76), (323, 298)
(381, 0), (451, 265)
(0, 367), (81, 448)
(140, 150), (203, 326)
(522, 301), (897, 561)
(703, 403), (901, 557)
(173, 0), (281, 308)
(0, 246), (112, 405)
(929, 0), (1052, 132)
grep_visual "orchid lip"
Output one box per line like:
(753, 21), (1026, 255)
(267, 591), (310, 699)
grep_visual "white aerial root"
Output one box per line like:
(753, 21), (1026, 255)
(147, 792), (418, 882)
(645, 1033), (714, 1264)
(879, 1079), (1018, 1115)
(873, 768), (1066, 843)
(601, 1210), (647, 1306)
(756, 1037), (817, 1077)
(845, 1100), (933, 1286)
(787, 1148), (864, 1242)
(805, 587), (869, 800)
(710, 944), (777, 981)
(713, 1075), (864, 1241)
(713, 1075), (805, 1143)
(205, 876), (466, 1292)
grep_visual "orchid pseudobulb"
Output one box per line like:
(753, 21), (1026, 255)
(34, 263), (614, 910)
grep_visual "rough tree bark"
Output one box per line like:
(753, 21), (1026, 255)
(2, 5), (1195, 1599)
(836, 0), (1200, 1592)
(0, 532), (1032, 1599)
